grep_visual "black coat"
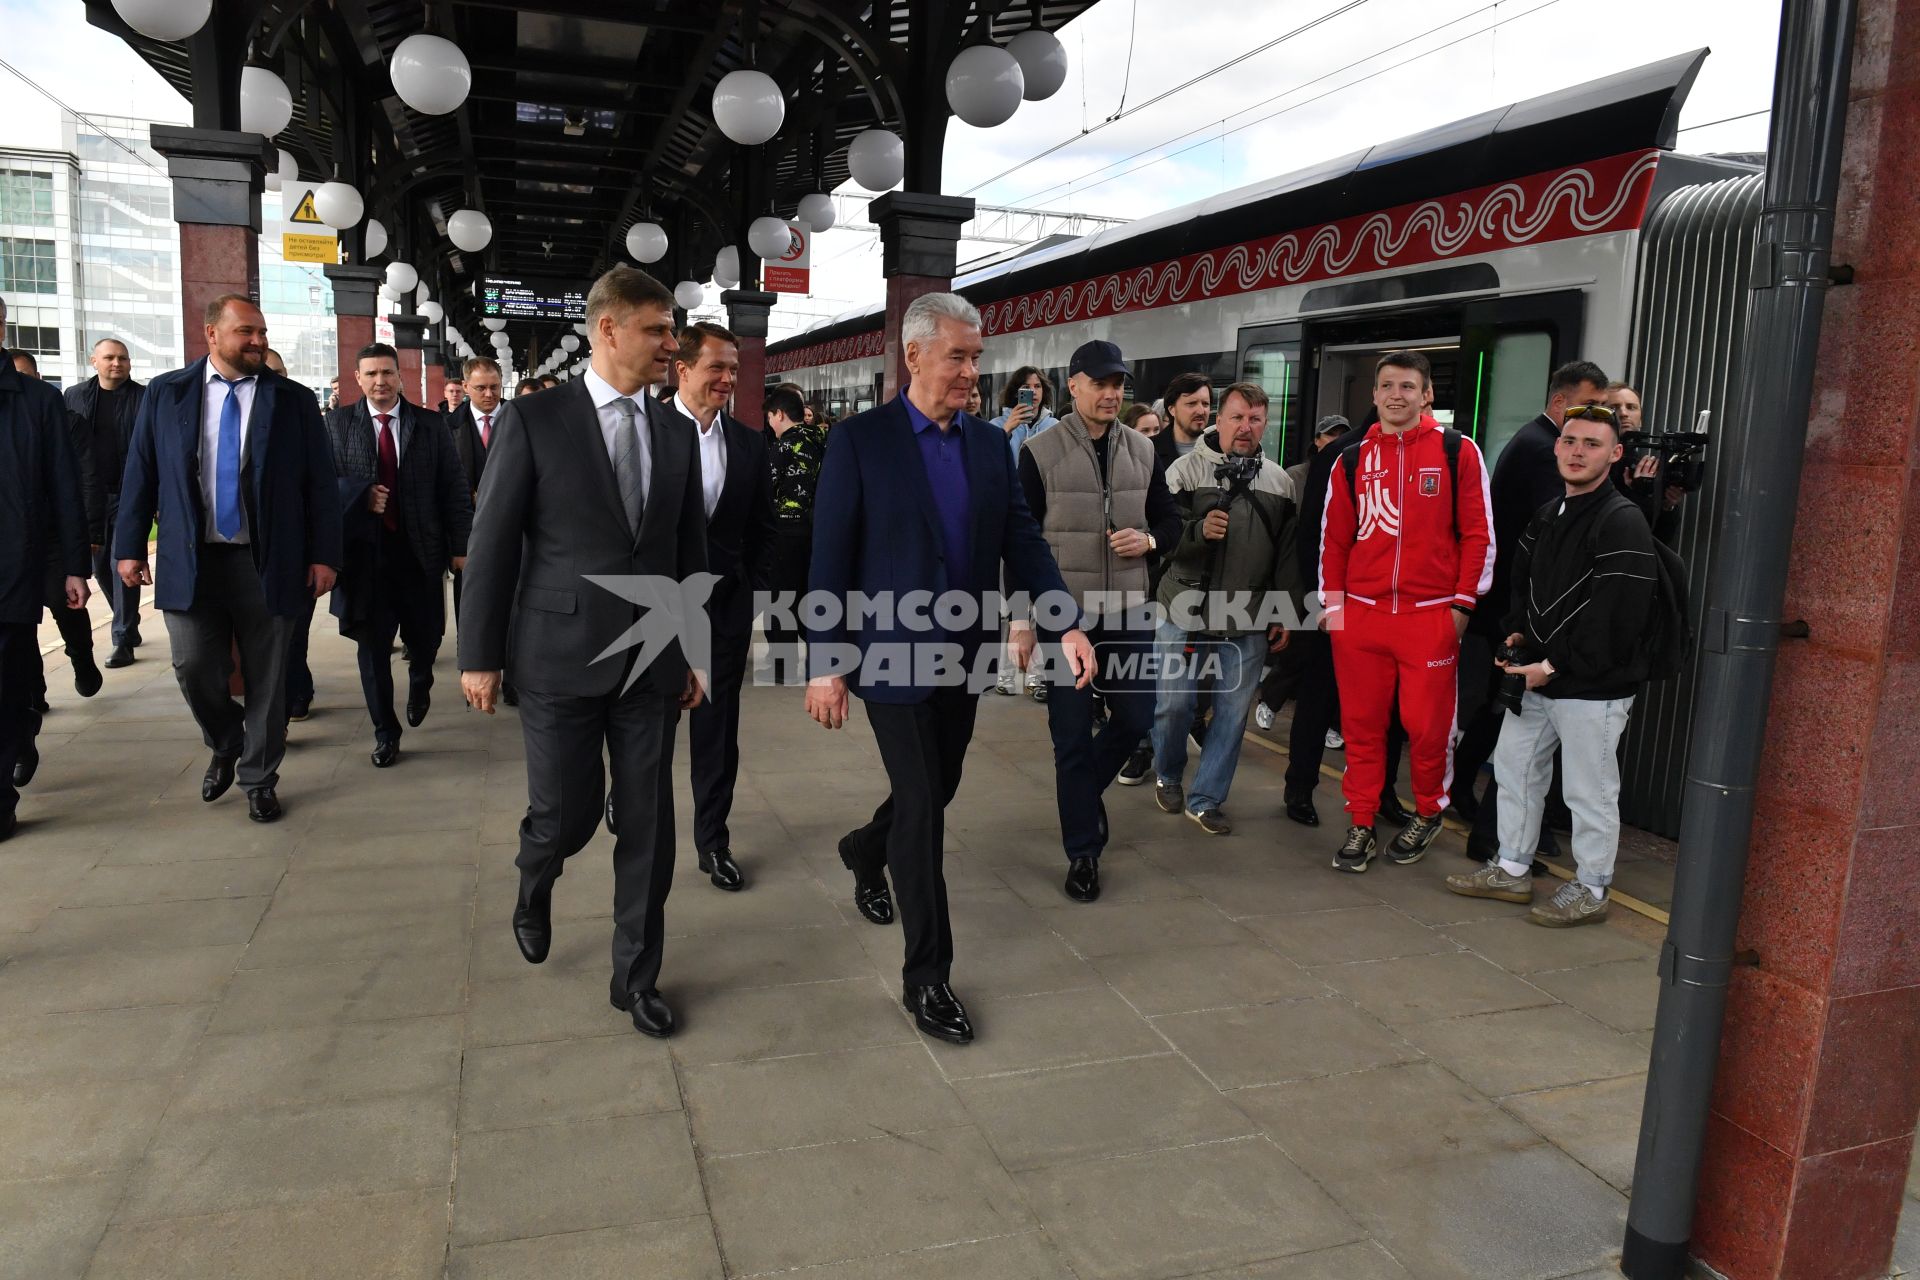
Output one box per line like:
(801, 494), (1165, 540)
(1477, 413), (1563, 637)
(446, 401), (491, 498)
(65, 374), (145, 519)
(2, 354), (94, 623)
(656, 396), (776, 647)
(324, 398), (473, 633)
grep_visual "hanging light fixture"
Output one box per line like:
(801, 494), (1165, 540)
(389, 33), (472, 115)
(560, 335), (581, 353)
(239, 66), (293, 137)
(312, 181), (365, 230)
(447, 208), (492, 253)
(847, 129), (904, 191)
(384, 261), (419, 294)
(748, 216), (793, 261)
(945, 44), (1025, 128)
(1006, 29), (1069, 101)
(713, 246), (741, 290)
(624, 221), (668, 264)
(711, 68), (784, 146)
(110, 0), (210, 42)
(797, 193), (836, 233)
(673, 280), (706, 310)
(265, 148), (295, 193)
(483, 317), (508, 332)
(420, 300), (445, 323)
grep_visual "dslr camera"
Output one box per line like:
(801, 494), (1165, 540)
(1493, 640), (1539, 715)
(1210, 452), (1264, 512)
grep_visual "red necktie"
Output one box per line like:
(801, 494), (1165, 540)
(376, 413), (399, 532)
(481, 413), (492, 448)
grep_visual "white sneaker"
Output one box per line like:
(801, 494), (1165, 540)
(1254, 702), (1275, 732)
(1325, 729), (1345, 750)
(995, 667), (1017, 696)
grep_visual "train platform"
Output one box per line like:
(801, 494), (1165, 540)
(1, 606), (1913, 1280)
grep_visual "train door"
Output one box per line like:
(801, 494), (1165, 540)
(1314, 337), (1463, 431)
(1234, 322), (1304, 465)
(1453, 289), (1586, 464)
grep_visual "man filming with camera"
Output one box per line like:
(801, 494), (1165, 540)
(1445, 401), (1657, 925)
(1149, 382), (1301, 835)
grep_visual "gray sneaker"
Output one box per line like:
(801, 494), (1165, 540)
(1154, 780), (1185, 814)
(1188, 808), (1231, 836)
(1332, 825), (1376, 874)
(1387, 812), (1445, 865)
(1445, 862), (1535, 904)
(1529, 880), (1610, 927)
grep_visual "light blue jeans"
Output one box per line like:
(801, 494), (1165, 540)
(1151, 622), (1267, 815)
(1494, 690), (1634, 889)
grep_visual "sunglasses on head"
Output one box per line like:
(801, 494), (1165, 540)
(1564, 404), (1617, 422)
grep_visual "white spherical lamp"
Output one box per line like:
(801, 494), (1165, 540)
(945, 44), (1024, 128)
(1007, 29), (1069, 101)
(713, 245), (741, 289)
(380, 283), (402, 303)
(560, 335), (581, 353)
(490, 331), (511, 350)
(389, 33), (471, 116)
(624, 221), (668, 264)
(447, 208), (491, 253)
(240, 66), (293, 138)
(111, 0), (210, 42)
(483, 317), (508, 332)
(312, 181), (364, 230)
(572, 322), (589, 336)
(798, 192), (836, 233)
(673, 280), (705, 311)
(711, 68), (784, 146)
(384, 261), (419, 294)
(748, 215), (793, 261)
(420, 300), (444, 323)
(363, 217), (388, 258)
(847, 128), (904, 192)
(414, 282), (432, 306)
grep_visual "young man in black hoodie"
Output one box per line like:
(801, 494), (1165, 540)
(1445, 402), (1656, 926)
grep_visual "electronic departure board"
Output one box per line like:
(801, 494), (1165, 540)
(480, 275), (588, 321)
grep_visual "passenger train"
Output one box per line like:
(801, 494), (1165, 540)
(766, 49), (1766, 838)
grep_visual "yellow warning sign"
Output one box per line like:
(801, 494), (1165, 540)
(288, 190), (324, 224)
(282, 232), (339, 264)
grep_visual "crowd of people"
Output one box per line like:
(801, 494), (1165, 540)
(0, 270), (1681, 1047)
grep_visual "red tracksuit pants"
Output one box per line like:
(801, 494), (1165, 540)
(1330, 602), (1459, 826)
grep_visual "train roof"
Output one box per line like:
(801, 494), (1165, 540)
(771, 47), (1737, 357)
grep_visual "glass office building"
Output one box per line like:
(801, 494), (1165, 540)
(67, 114), (184, 384)
(0, 146), (83, 386)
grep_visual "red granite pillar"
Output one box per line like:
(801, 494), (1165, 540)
(324, 264), (381, 407)
(334, 315), (371, 404)
(723, 288), (776, 429)
(425, 361), (447, 412)
(398, 345), (422, 403)
(1690, 3), (1920, 1276)
(869, 193), (975, 404)
(178, 225), (257, 363)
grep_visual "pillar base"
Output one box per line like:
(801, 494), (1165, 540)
(723, 289), (777, 427)
(869, 194), (976, 402)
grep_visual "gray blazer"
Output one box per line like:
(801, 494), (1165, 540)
(456, 378), (708, 698)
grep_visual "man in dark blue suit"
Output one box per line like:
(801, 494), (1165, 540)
(115, 295), (342, 822)
(806, 292), (1093, 1045)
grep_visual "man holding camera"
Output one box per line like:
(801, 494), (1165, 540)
(1445, 402), (1657, 924)
(1150, 381), (1300, 835)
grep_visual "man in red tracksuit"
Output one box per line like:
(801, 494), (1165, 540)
(1319, 350), (1493, 873)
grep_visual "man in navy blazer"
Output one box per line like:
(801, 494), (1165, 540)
(806, 292), (1093, 1045)
(115, 296), (342, 822)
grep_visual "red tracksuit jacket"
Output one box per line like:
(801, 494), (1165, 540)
(1318, 414), (1495, 615)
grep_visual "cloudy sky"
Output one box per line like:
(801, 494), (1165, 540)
(1, 0), (1780, 339)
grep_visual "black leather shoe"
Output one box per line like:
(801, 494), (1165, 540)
(287, 700), (311, 722)
(1064, 856), (1100, 903)
(904, 983), (973, 1044)
(12, 742), (38, 789)
(1376, 796), (1413, 827)
(73, 655), (103, 698)
(246, 786), (282, 823)
(33, 698), (50, 715)
(405, 690), (429, 728)
(371, 741), (400, 768)
(1285, 792), (1320, 827)
(605, 794), (618, 835)
(610, 984), (676, 1038)
(104, 644), (135, 669)
(839, 833), (893, 925)
(0, 809), (15, 842)
(512, 889), (551, 964)
(698, 848), (744, 891)
(202, 754), (238, 803)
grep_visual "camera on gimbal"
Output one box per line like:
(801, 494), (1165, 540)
(1494, 640), (1539, 715)
(1209, 453), (1264, 512)
(1622, 409), (1712, 494)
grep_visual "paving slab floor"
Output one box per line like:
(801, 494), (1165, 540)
(0, 599), (1726, 1278)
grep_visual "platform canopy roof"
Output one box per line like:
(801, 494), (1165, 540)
(87, 0), (1101, 341)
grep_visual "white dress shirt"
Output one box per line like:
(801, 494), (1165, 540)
(677, 392), (727, 518)
(583, 364), (651, 502)
(200, 360), (258, 543)
(367, 398), (406, 462)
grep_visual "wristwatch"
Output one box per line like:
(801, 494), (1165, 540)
(1146, 531), (1158, 553)
(1540, 659), (1557, 681)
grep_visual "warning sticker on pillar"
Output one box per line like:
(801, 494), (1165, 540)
(762, 222), (811, 293)
(278, 187), (340, 265)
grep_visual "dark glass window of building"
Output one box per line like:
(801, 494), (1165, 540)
(0, 170), (55, 227)
(0, 237), (59, 293)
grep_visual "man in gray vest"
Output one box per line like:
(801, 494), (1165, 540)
(1012, 340), (1181, 902)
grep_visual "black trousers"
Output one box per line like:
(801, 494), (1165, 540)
(20, 563), (97, 750)
(354, 532), (443, 745)
(688, 627), (749, 854)
(0, 623), (37, 818)
(846, 686), (978, 986)
(285, 594), (317, 709)
(1046, 620), (1154, 861)
(1285, 627), (1404, 805)
(93, 491), (142, 648)
(764, 522), (811, 682)
(515, 679), (681, 993)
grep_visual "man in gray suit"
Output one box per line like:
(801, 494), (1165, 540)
(459, 267), (708, 1039)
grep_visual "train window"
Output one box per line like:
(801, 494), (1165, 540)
(1240, 341), (1302, 464)
(1479, 331), (1552, 465)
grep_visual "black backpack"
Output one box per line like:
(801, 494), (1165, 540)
(1344, 427), (1464, 535)
(1642, 537), (1694, 681)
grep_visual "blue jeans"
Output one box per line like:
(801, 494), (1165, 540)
(1151, 623), (1266, 814)
(1045, 620), (1155, 861)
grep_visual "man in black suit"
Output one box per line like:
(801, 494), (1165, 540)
(446, 356), (499, 625)
(460, 267), (708, 1039)
(326, 343), (472, 767)
(0, 319), (91, 839)
(64, 338), (145, 669)
(115, 295), (342, 823)
(631, 321), (774, 891)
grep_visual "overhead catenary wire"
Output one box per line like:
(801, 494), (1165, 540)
(1678, 106), (1771, 133)
(0, 54), (163, 173)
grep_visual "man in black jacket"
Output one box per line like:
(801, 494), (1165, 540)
(65, 338), (145, 667)
(325, 343), (473, 767)
(0, 331), (91, 837)
(1446, 401), (1655, 926)
(446, 356), (501, 629)
(11, 350), (101, 711)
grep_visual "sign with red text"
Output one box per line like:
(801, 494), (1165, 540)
(762, 222), (811, 293)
